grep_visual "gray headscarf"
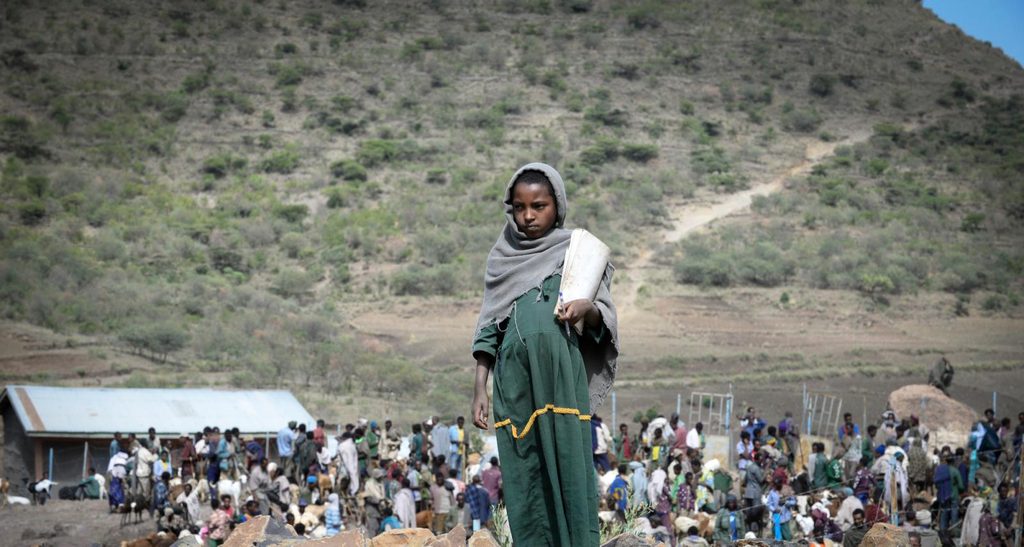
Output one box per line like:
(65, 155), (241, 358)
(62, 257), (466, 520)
(473, 162), (619, 409)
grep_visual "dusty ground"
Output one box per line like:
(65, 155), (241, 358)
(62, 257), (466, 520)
(0, 498), (160, 547)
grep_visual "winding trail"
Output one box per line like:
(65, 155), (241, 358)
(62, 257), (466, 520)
(619, 130), (873, 312)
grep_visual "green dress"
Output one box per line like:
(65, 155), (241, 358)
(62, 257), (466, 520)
(474, 274), (603, 546)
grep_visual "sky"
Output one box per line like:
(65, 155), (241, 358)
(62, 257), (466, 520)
(923, 0), (1024, 67)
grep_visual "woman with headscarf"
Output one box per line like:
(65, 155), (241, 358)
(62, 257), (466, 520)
(630, 460), (649, 508)
(469, 163), (619, 546)
(324, 493), (342, 537)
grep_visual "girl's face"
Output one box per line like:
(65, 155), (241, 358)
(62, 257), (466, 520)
(511, 182), (556, 239)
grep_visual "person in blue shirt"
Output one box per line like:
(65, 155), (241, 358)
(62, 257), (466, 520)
(449, 416), (466, 480)
(465, 474), (492, 530)
(838, 412), (860, 440)
(277, 421), (296, 476)
(765, 477), (793, 540)
(608, 464), (629, 518)
(380, 506), (402, 532)
(109, 432), (122, 460)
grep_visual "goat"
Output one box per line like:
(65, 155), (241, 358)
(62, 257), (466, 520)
(121, 493), (150, 526)
(0, 478), (9, 508)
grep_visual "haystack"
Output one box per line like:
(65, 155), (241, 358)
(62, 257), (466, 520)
(887, 384), (977, 447)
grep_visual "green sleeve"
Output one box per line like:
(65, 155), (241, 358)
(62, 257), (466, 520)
(472, 322), (502, 359)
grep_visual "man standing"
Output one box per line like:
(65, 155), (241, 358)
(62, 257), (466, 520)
(670, 413), (688, 460)
(179, 433), (197, 480)
(465, 474), (492, 531)
(449, 416), (466, 480)
(591, 415), (612, 472)
(133, 444), (157, 500)
(686, 422), (705, 455)
(381, 420), (401, 465)
(110, 432), (122, 460)
(481, 457), (501, 506)
(430, 473), (454, 535)
(744, 453), (766, 537)
(614, 423), (633, 462)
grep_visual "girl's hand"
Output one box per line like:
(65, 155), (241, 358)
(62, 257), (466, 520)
(557, 298), (600, 327)
(471, 355), (492, 430)
(471, 387), (489, 430)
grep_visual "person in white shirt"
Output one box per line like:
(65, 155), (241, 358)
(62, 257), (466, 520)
(687, 422), (705, 452)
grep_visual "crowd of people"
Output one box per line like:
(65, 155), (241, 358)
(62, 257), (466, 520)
(595, 407), (1021, 546)
(101, 417), (496, 544)
(92, 403), (1021, 546)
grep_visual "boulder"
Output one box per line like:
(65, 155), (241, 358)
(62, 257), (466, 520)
(426, 525), (466, 547)
(370, 528), (435, 547)
(222, 516), (296, 547)
(467, 529), (500, 547)
(305, 528), (371, 546)
(887, 384), (977, 447)
(860, 522), (910, 547)
(600, 534), (656, 547)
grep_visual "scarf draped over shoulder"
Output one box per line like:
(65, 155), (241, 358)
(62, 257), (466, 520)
(473, 162), (619, 409)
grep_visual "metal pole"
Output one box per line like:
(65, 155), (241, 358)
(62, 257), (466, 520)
(265, 431), (270, 459)
(48, 447), (53, 480)
(802, 384), (808, 435)
(992, 391), (997, 416)
(82, 442), (89, 479)
(676, 393), (682, 417)
(611, 391), (617, 432)
(862, 395), (867, 436)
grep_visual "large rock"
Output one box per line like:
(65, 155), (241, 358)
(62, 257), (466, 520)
(370, 528), (436, 547)
(305, 529), (371, 546)
(860, 522), (910, 547)
(887, 384), (978, 447)
(467, 529), (500, 547)
(223, 516), (297, 547)
(426, 525), (466, 547)
(600, 534), (656, 547)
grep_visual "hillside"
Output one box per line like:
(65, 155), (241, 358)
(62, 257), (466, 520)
(1, 0), (1022, 423)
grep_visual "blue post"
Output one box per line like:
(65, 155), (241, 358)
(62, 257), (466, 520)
(48, 447), (53, 480)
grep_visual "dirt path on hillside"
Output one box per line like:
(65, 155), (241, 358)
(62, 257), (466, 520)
(619, 130), (873, 312)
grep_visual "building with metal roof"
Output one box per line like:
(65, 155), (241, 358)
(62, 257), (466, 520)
(1, 385), (315, 483)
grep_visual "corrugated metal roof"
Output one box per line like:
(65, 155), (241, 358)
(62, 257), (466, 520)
(1, 385), (315, 438)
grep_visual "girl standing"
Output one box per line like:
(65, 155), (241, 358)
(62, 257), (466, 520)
(470, 163), (618, 546)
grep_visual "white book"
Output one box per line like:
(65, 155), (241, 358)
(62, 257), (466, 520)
(556, 229), (611, 333)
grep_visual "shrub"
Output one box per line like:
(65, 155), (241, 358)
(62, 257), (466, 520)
(809, 73), (836, 97)
(181, 71), (210, 94)
(356, 139), (422, 167)
(329, 160), (367, 181)
(274, 203), (309, 223)
(621, 143), (658, 163)
(625, 4), (661, 30)
(960, 212), (985, 233)
(425, 168), (447, 184)
(260, 147), (300, 173)
(782, 108), (822, 133)
(202, 153), (247, 178)
(584, 103), (628, 127)
(579, 137), (620, 166)
(272, 268), (316, 299)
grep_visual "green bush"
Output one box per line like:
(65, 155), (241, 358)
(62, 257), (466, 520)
(809, 73), (836, 97)
(782, 108), (822, 133)
(260, 148), (300, 173)
(202, 153), (247, 178)
(356, 139), (422, 167)
(579, 137), (620, 166)
(329, 159), (367, 181)
(274, 203), (309, 223)
(621, 143), (658, 163)
(584, 103), (628, 127)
